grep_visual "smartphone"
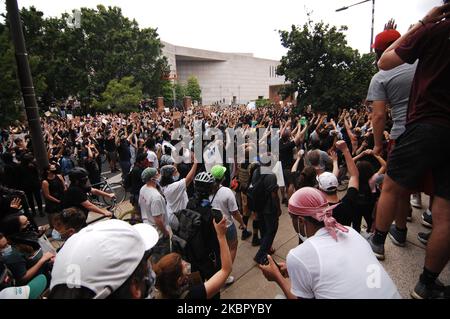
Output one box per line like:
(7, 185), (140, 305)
(212, 208), (223, 224)
(260, 255), (282, 270)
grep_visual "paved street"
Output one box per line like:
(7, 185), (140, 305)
(221, 194), (450, 299)
(34, 171), (449, 299)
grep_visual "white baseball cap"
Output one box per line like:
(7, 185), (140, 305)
(317, 172), (339, 192)
(50, 220), (158, 299)
(0, 274), (47, 299)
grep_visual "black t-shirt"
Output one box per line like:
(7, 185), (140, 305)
(62, 185), (88, 214)
(185, 284), (207, 299)
(251, 167), (279, 215)
(329, 187), (358, 226)
(279, 140), (296, 169)
(117, 141), (131, 162)
(104, 137), (116, 152)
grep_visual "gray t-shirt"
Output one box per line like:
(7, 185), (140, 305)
(366, 61), (417, 139)
(138, 185), (169, 238)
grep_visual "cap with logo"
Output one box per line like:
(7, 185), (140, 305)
(0, 274), (47, 299)
(317, 172), (339, 192)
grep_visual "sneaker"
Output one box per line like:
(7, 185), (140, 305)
(421, 209), (432, 228)
(410, 194), (422, 208)
(241, 229), (252, 240)
(417, 232), (430, 245)
(411, 280), (445, 299)
(251, 237), (261, 247)
(366, 233), (385, 260)
(225, 276), (234, 285)
(388, 224), (407, 247)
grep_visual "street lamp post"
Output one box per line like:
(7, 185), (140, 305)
(6, 0), (49, 171)
(336, 0), (375, 53)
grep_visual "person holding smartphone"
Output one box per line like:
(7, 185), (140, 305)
(153, 216), (231, 299)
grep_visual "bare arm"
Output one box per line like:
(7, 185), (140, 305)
(154, 215), (169, 237)
(20, 253), (54, 284)
(184, 161), (198, 187)
(204, 218), (232, 299)
(371, 101), (387, 155)
(291, 150), (304, 174)
(379, 4), (450, 70)
(373, 153), (387, 175)
(81, 200), (111, 216)
(42, 181), (60, 203)
(336, 141), (359, 190)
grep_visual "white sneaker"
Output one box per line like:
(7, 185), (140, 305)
(225, 276), (234, 285)
(410, 194), (422, 208)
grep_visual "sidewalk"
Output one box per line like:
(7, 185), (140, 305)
(221, 194), (450, 299)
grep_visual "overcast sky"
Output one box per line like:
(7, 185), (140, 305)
(0, 0), (443, 60)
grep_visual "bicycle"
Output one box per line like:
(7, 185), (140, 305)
(86, 195), (135, 225)
(90, 176), (126, 205)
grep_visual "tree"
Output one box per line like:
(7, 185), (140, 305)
(92, 76), (142, 113)
(0, 5), (169, 126)
(277, 17), (377, 114)
(185, 76), (202, 103)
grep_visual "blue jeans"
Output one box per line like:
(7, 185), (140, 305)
(254, 212), (279, 263)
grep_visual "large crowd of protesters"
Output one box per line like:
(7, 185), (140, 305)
(0, 2), (449, 300)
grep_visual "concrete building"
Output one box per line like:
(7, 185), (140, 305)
(162, 41), (287, 105)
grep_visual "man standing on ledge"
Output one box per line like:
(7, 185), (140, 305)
(367, 2), (450, 299)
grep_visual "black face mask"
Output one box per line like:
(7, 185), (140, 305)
(79, 178), (92, 193)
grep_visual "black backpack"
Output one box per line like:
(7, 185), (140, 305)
(247, 168), (268, 212)
(172, 196), (220, 280)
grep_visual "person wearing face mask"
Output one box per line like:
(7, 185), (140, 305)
(159, 153), (198, 230)
(139, 167), (170, 239)
(61, 167), (113, 220)
(41, 164), (66, 232)
(51, 208), (86, 245)
(0, 229), (54, 286)
(153, 216), (231, 299)
(48, 220), (159, 299)
(258, 187), (401, 299)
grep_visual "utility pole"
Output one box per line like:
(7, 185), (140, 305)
(336, 0), (376, 53)
(6, 0), (49, 170)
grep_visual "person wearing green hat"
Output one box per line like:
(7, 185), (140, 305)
(210, 165), (248, 285)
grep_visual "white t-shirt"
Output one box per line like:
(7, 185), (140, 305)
(138, 185), (169, 238)
(287, 227), (401, 299)
(209, 186), (238, 228)
(161, 178), (189, 228)
(146, 150), (159, 169)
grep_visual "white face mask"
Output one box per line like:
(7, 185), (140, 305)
(173, 174), (180, 182)
(1, 245), (13, 255)
(297, 218), (308, 242)
(52, 229), (62, 241)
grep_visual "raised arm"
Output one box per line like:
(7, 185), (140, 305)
(204, 218), (232, 299)
(336, 140), (359, 190)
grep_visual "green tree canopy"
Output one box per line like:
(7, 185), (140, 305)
(0, 5), (168, 125)
(277, 17), (376, 114)
(92, 76), (142, 113)
(185, 76), (202, 103)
